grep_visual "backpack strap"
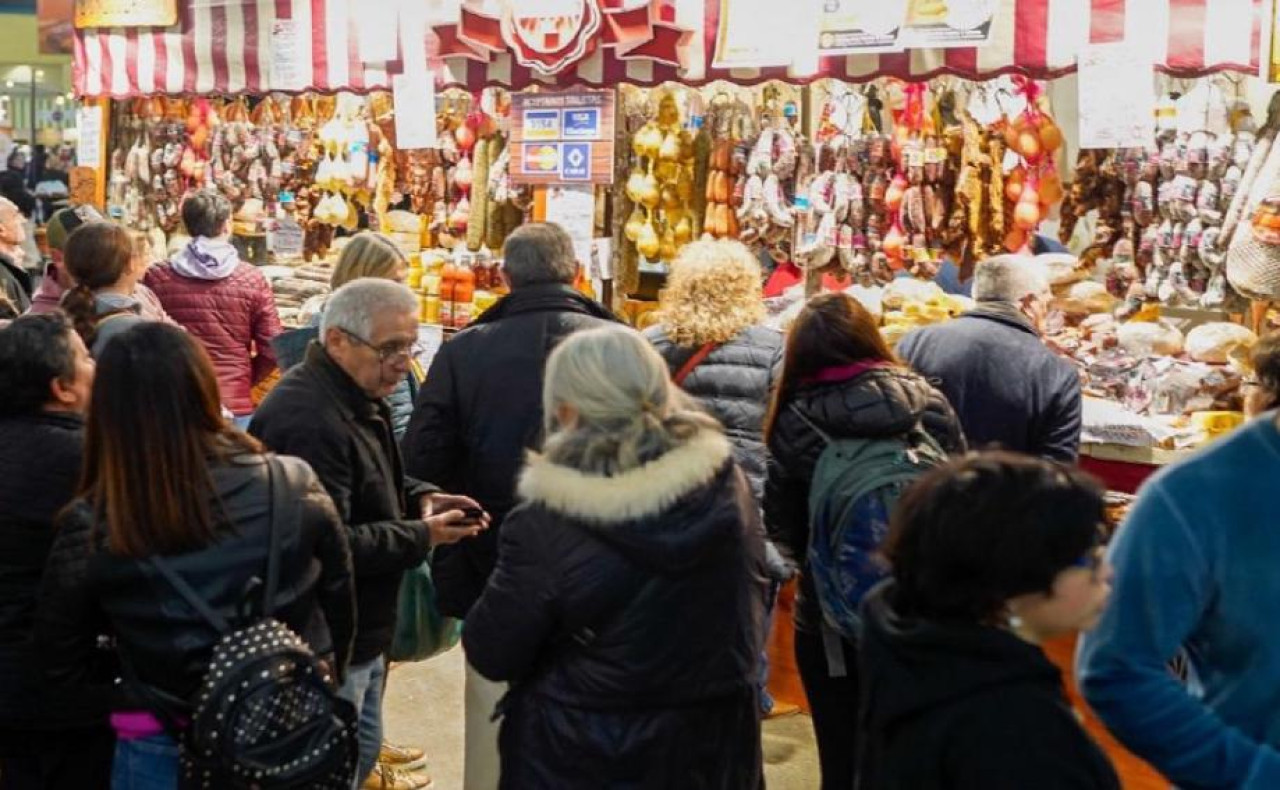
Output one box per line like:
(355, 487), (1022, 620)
(672, 342), (719, 387)
(788, 402), (834, 445)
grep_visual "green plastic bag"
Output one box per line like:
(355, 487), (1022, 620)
(388, 561), (461, 662)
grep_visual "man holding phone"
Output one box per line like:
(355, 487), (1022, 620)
(252, 280), (488, 790)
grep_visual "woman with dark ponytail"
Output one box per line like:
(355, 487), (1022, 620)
(59, 223), (149, 357)
(463, 324), (768, 789)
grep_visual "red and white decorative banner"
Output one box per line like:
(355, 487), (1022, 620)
(73, 0), (1266, 98)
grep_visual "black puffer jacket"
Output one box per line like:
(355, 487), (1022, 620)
(463, 430), (766, 789)
(252, 344), (436, 664)
(0, 412), (111, 729)
(765, 365), (965, 633)
(403, 283), (618, 618)
(37, 453), (356, 706)
(644, 324), (783, 504)
(857, 581), (1120, 789)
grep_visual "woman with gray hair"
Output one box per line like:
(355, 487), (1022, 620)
(462, 324), (767, 789)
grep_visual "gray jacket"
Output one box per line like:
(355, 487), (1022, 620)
(645, 324), (784, 505)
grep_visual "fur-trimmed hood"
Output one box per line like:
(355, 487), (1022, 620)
(518, 430), (742, 573)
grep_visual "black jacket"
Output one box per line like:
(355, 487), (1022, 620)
(37, 453), (355, 707)
(463, 430), (766, 789)
(857, 581), (1120, 790)
(251, 343), (436, 664)
(896, 304), (1082, 462)
(0, 251), (31, 313)
(403, 283), (618, 617)
(644, 324), (783, 505)
(0, 412), (109, 729)
(0, 170), (34, 219)
(765, 366), (964, 633)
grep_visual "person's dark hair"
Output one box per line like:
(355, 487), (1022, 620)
(1251, 332), (1280, 411)
(81, 323), (261, 559)
(883, 452), (1104, 625)
(181, 189), (233, 239)
(501, 222), (578, 288)
(763, 292), (899, 444)
(0, 312), (78, 418)
(6, 149), (24, 171)
(60, 222), (136, 344)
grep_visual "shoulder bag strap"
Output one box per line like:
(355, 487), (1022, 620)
(262, 455), (292, 618)
(672, 342), (719, 387)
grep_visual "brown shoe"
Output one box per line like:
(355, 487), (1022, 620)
(378, 740), (427, 770)
(360, 763), (433, 790)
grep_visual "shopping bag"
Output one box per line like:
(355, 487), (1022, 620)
(388, 560), (462, 662)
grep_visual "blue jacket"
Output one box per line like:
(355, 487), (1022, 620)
(1077, 416), (1280, 789)
(896, 304), (1081, 462)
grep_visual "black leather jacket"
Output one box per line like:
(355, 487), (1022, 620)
(765, 366), (965, 633)
(37, 453), (355, 707)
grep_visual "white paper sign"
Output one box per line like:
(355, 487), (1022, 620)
(1078, 43), (1155, 150)
(819, 0), (908, 54)
(358, 2), (400, 62)
(544, 185), (595, 267)
(269, 216), (305, 260)
(713, 0), (809, 69)
(75, 106), (103, 169)
(392, 70), (438, 151)
(270, 19), (306, 91)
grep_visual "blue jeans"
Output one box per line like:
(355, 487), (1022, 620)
(231, 414), (253, 430)
(760, 580), (780, 714)
(338, 657), (385, 789)
(111, 734), (179, 790)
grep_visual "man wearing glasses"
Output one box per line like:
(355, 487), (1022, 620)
(251, 279), (487, 790)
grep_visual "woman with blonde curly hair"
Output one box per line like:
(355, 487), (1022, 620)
(643, 239), (791, 721)
(643, 239), (782, 504)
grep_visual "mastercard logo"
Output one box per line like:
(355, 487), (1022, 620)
(523, 145), (560, 172)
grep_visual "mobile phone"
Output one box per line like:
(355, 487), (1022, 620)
(460, 507), (485, 524)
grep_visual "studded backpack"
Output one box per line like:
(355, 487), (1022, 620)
(141, 456), (358, 789)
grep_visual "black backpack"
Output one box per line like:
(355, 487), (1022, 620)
(135, 457), (358, 789)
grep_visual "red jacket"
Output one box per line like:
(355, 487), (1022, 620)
(144, 262), (282, 415)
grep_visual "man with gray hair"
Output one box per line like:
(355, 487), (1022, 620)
(896, 254), (1082, 461)
(403, 222), (617, 789)
(251, 279), (486, 790)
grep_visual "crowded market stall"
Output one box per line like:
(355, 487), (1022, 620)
(69, 1), (1280, 785)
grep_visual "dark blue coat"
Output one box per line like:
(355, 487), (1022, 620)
(896, 306), (1082, 462)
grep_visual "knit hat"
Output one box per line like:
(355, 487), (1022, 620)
(45, 204), (105, 252)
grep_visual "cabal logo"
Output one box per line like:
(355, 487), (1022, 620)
(501, 0), (603, 75)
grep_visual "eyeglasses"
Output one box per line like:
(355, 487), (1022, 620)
(1242, 377), (1262, 389)
(340, 329), (422, 364)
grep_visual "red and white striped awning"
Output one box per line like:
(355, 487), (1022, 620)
(74, 0), (1269, 98)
